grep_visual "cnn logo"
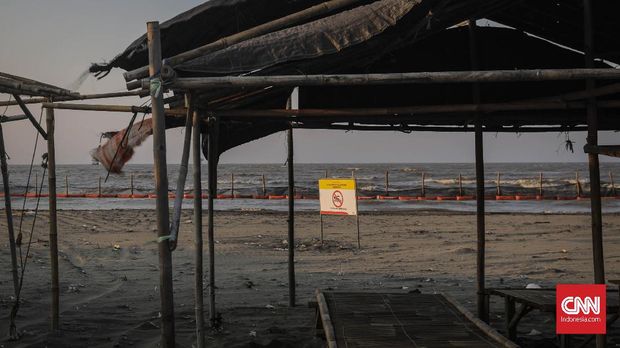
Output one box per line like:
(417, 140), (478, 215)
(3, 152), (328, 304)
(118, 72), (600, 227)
(560, 296), (600, 315)
(556, 284), (606, 335)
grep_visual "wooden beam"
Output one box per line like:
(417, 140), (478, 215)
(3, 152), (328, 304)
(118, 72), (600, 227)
(169, 95), (193, 250)
(207, 116), (219, 327)
(469, 19), (488, 323)
(45, 105), (59, 332)
(160, 68), (620, 90)
(147, 21), (176, 348)
(0, 115), (28, 123)
(0, 74), (78, 98)
(123, 0), (363, 83)
(286, 95), (296, 308)
(298, 124), (592, 133)
(13, 95), (47, 139)
(584, 144), (620, 158)
(0, 90), (146, 107)
(583, 2), (605, 345)
(41, 102), (186, 116)
(192, 107), (205, 348)
(0, 123), (19, 296)
(211, 100), (620, 119)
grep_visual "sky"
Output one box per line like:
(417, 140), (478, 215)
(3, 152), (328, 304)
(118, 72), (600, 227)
(1, 0), (618, 165)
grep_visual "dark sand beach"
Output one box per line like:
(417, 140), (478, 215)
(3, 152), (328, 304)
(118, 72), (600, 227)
(1, 210), (619, 347)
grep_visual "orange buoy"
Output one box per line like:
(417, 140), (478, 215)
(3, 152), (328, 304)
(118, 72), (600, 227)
(234, 194), (253, 199)
(436, 196), (456, 201)
(132, 194), (149, 199)
(515, 195), (537, 200)
(116, 193), (132, 199)
(456, 195), (475, 201)
(268, 195), (286, 200)
(84, 193), (101, 198)
(148, 194), (158, 199)
(377, 195), (398, 200)
(496, 195), (516, 200)
(217, 194), (234, 199)
(252, 195), (269, 199)
(357, 196), (375, 200)
(556, 196), (577, 201)
(398, 196), (418, 201)
(417, 196), (435, 201)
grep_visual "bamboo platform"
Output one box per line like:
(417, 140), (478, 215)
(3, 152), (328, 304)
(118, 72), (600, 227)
(315, 291), (518, 348)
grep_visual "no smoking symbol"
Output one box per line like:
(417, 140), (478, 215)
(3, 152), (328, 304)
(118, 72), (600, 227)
(332, 190), (344, 208)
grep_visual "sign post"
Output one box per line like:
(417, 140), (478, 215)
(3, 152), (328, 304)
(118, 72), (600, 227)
(319, 178), (360, 248)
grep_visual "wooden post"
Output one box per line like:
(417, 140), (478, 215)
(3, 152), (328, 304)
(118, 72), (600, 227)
(0, 123), (19, 296)
(192, 109), (205, 348)
(325, 169), (328, 178)
(46, 105), (60, 331)
(207, 116), (219, 326)
(147, 21), (175, 347)
(539, 172), (543, 197)
(470, 19), (488, 323)
(584, 1), (606, 346)
(496, 172), (501, 196)
(609, 171), (616, 196)
(130, 173), (134, 196)
(576, 172), (582, 197)
(385, 170), (389, 196)
(98, 176), (102, 197)
(169, 94), (193, 250)
(65, 175), (68, 196)
(458, 173), (463, 196)
(262, 174), (267, 196)
(231, 173), (235, 197)
(287, 91), (296, 307)
(421, 172), (426, 197)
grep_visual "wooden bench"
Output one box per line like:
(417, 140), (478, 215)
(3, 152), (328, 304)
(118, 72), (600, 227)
(490, 288), (619, 347)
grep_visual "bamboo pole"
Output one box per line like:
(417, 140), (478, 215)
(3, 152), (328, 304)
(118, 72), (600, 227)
(576, 172), (582, 197)
(262, 174), (267, 196)
(0, 115), (28, 123)
(0, 75), (78, 98)
(147, 21), (175, 348)
(169, 95), (193, 250)
(421, 172), (426, 197)
(123, 0), (363, 83)
(286, 95), (296, 307)
(213, 99), (620, 119)
(583, 2), (606, 347)
(129, 174), (133, 195)
(192, 109), (205, 348)
(298, 124), (595, 133)
(46, 105), (59, 331)
(41, 102), (186, 116)
(163, 68), (620, 90)
(207, 116), (219, 327)
(539, 172), (543, 197)
(0, 123), (19, 296)
(0, 90), (145, 107)
(610, 171), (616, 196)
(470, 20), (488, 323)
(231, 173), (235, 197)
(458, 173), (463, 196)
(496, 172), (501, 196)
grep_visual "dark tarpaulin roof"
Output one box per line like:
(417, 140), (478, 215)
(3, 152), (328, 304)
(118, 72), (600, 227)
(92, 0), (620, 160)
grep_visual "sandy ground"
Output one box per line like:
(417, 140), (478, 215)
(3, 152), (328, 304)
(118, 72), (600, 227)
(0, 209), (619, 348)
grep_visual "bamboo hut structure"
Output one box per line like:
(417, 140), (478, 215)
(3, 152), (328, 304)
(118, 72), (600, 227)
(3, 0), (620, 347)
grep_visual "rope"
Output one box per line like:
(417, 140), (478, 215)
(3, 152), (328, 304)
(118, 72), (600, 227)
(17, 107), (44, 269)
(9, 155), (47, 340)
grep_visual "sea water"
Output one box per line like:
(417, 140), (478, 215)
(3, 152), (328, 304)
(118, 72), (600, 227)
(3, 162), (620, 213)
